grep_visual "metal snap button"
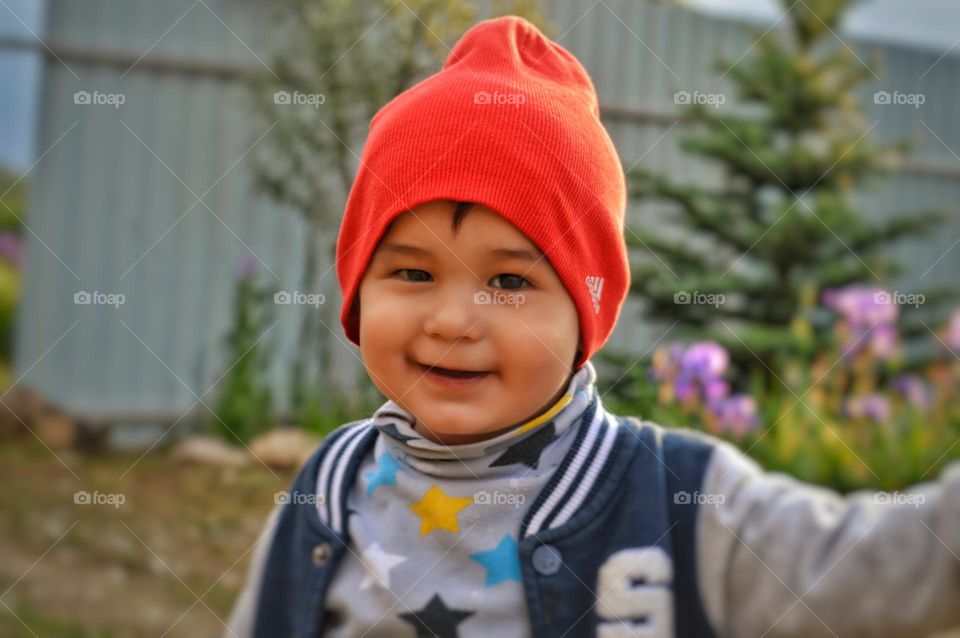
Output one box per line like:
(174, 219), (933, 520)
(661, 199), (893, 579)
(532, 544), (562, 575)
(312, 542), (332, 566)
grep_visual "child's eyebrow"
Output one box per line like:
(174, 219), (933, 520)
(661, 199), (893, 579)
(379, 242), (544, 263)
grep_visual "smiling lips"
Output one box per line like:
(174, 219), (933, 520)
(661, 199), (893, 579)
(415, 361), (491, 379)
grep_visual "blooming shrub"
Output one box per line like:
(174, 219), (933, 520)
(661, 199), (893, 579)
(609, 285), (960, 492)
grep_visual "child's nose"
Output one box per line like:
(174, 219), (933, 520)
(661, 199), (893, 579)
(422, 286), (484, 341)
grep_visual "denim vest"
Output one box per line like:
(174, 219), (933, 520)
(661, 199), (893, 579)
(253, 398), (717, 638)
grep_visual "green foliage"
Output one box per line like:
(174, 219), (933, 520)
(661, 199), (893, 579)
(209, 264), (277, 445)
(296, 374), (385, 438)
(0, 165), (28, 230)
(0, 165), (26, 365)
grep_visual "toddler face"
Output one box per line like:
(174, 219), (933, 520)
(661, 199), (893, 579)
(357, 200), (581, 445)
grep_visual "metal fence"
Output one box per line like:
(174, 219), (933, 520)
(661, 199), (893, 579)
(8, 0), (960, 443)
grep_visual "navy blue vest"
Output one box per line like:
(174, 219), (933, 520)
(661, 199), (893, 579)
(253, 398), (717, 637)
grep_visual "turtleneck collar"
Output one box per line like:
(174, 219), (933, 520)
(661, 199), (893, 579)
(369, 360), (599, 479)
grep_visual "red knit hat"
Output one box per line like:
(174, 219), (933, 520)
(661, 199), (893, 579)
(336, 15), (629, 371)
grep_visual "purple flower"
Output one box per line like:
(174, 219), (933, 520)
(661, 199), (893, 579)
(0, 232), (23, 268)
(822, 285), (898, 325)
(673, 341), (730, 403)
(843, 393), (891, 423)
(234, 254), (257, 279)
(650, 342), (685, 382)
(650, 341), (733, 405)
(822, 285), (900, 359)
(703, 378), (730, 402)
(946, 308), (960, 352)
(707, 394), (760, 437)
(869, 323), (898, 359)
(674, 375), (697, 402)
(680, 341), (729, 379)
(892, 374), (931, 411)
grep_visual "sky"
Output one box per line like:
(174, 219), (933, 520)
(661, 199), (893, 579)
(684, 0), (960, 54)
(1, 0), (958, 172)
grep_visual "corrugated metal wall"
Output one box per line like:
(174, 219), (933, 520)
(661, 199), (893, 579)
(17, 0), (318, 434)
(15, 0), (960, 434)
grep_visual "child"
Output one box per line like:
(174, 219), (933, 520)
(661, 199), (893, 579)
(225, 15), (960, 638)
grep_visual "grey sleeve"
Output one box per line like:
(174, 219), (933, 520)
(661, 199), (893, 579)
(696, 439), (960, 638)
(222, 503), (283, 638)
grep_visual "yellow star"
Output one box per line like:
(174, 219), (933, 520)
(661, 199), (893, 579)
(409, 485), (473, 536)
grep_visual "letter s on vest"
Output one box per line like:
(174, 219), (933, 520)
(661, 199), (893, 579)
(596, 546), (674, 638)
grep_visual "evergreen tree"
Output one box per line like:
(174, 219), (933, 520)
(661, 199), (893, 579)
(626, 0), (952, 383)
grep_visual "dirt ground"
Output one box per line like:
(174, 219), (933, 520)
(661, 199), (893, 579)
(0, 435), (293, 638)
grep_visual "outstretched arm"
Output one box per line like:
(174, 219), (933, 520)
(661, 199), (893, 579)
(697, 439), (960, 638)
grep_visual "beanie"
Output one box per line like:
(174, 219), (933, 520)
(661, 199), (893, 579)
(336, 15), (629, 371)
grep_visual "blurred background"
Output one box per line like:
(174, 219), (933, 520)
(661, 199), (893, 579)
(1, 0), (959, 635)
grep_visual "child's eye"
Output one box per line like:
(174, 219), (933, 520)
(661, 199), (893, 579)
(490, 273), (530, 290)
(390, 270), (530, 290)
(392, 269), (431, 282)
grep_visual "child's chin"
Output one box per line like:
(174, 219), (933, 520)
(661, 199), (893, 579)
(412, 413), (502, 443)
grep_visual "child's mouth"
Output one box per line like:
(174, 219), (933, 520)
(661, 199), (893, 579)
(414, 361), (492, 385)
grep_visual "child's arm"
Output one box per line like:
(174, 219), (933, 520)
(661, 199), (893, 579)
(696, 438), (960, 638)
(222, 502), (282, 638)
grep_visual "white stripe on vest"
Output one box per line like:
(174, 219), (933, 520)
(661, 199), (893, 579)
(524, 404), (617, 537)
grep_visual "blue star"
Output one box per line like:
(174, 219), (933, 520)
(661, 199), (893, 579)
(469, 534), (522, 586)
(364, 452), (402, 496)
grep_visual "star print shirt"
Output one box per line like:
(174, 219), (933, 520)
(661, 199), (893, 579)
(321, 361), (600, 638)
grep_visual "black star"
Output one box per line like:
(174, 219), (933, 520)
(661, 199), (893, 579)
(399, 593), (474, 638)
(380, 421), (418, 443)
(489, 422), (559, 470)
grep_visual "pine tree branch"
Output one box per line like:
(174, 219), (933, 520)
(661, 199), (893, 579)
(628, 169), (757, 253)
